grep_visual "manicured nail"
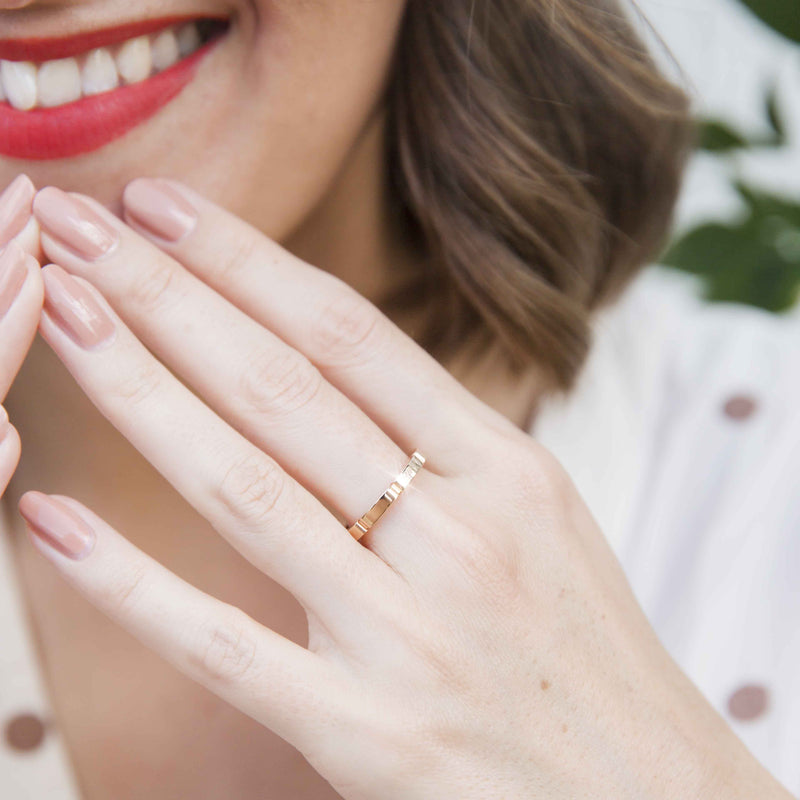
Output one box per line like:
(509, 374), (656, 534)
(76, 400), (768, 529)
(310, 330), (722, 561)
(0, 174), (35, 245)
(123, 178), (198, 242)
(42, 264), (116, 349)
(0, 405), (9, 441)
(0, 240), (28, 319)
(33, 187), (119, 260)
(19, 491), (95, 560)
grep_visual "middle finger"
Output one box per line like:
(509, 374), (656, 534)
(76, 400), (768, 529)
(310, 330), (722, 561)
(31, 187), (438, 537)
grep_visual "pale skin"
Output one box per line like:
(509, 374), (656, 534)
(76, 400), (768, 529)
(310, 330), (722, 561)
(0, 2), (793, 799)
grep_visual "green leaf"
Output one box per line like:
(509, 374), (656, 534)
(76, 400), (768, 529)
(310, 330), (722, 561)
(697, 120), (749, 152)
(765, 84), (786, 141)
(735, 0), (800, 44)
(661, 192), (800, 313)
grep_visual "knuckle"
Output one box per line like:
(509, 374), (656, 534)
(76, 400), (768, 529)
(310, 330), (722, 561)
(491, 436), (573, 511)
(309, 286), (385, 367)
(238, 349), (324, 419)
(128, 260), (180, 314)
(519, 443), (573, 507)
(190, 609), (259, 684)
(442, 524), (525, 609)
(216, 452), (286, 529)
(102, 562), (149, 616)
(217, 235), (258, 283)
(108, 358), (162, 408)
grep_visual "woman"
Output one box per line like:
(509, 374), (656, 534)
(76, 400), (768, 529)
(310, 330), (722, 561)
(0, 1), (797, 798)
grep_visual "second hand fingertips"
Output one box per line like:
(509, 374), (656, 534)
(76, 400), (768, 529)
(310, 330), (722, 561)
(41, 264), (117, 350)
(0, 241), (28, 319)
(33, 186), (119, 261)
(0, 174), (35, 245)
(18, 491), (96, 561)
(0, 405), (10, 441)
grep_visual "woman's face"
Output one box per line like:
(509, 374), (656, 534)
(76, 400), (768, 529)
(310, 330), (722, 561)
(0, 0), (408, 240)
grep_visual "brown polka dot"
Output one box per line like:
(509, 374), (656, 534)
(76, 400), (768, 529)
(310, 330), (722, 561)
(727, 685), (769, 721)
(723, 395), (758, 421)
(4, 713), (46, 751)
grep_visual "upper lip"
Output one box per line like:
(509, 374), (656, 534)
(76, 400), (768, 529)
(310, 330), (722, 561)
(0, 14), (224, 62)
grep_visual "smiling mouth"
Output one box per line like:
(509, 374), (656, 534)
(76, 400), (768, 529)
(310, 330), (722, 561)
(0, 17), (228, 111)
(0, 16), (230, 161)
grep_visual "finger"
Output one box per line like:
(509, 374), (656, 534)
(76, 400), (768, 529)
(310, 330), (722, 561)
(9, 212), (45, 264)
(0, 241), (44, 400)
(18, 490), (345, 757)
(120, 178), (506, 475)
(0, 174), (35, 250)
(0, 173), (45, 267)
(36, 264), (404, 627)
(32, 187), (435, 541)
(0, 408), (21, 493)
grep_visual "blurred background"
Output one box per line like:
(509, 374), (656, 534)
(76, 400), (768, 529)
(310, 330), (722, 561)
(634, 0), (800, 313)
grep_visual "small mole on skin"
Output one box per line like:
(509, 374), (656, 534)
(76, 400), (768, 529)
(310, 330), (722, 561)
(541, 679), (550, 691)
(562, 724), (568, 733)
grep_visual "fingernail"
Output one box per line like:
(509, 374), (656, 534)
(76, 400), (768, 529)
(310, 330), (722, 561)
(123, 178), (198, 242)
(0, 174), (35, 245)
(0, 240), (28, 319)
(19, 491), (95, 560)
(42, 264), (116, 349)
(33, 187), (118, 260)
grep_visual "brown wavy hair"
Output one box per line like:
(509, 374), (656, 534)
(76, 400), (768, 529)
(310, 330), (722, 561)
(382, 0), (694, 391)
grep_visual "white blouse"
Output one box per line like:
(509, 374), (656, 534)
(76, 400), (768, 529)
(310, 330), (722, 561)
(0, 264), (798, 797)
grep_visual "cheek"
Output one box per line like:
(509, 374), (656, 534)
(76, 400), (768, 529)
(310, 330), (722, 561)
(214, 0), (408, 235)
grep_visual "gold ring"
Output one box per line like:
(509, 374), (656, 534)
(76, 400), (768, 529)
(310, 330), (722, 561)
(347, 451), (426, 541)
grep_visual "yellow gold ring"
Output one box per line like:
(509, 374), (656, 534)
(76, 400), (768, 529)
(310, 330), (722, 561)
(347, 451), (426, 541)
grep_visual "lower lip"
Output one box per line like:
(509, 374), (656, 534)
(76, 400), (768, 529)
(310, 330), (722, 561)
(0, 36), (222, 161)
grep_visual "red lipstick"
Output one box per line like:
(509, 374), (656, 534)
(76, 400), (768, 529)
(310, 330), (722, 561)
(0, 17), (227, 161)
(0, 16), (203, 62)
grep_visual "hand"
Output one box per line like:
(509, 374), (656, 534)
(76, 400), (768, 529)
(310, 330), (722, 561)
(0, 175), (44, 507)
(15, 178), (792, 800)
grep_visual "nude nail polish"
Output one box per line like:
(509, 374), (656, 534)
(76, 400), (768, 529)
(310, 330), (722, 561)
(19, 491), (95, 560)
(42, 264), (116, 349)
(0, 174), (35, 246)
(123, 178), (198, 242)
(33, 187), (118, 260)
(0, 241), (28, 319)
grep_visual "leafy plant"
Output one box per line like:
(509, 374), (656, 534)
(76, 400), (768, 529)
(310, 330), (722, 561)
(658, 0), (799, 311)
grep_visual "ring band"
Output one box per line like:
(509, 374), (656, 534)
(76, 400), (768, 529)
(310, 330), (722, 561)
(347, 450), (426, 541)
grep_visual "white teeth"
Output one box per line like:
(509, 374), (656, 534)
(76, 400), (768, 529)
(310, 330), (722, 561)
(1, 60), (38, 110)
(37, 57), (82, 107)
(151, 29), (179, 72)
(0, 21), (210, 110)
(176, 23), (200, 57)
(82, 47), (119, 95)
(115, 35), (151, 84)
